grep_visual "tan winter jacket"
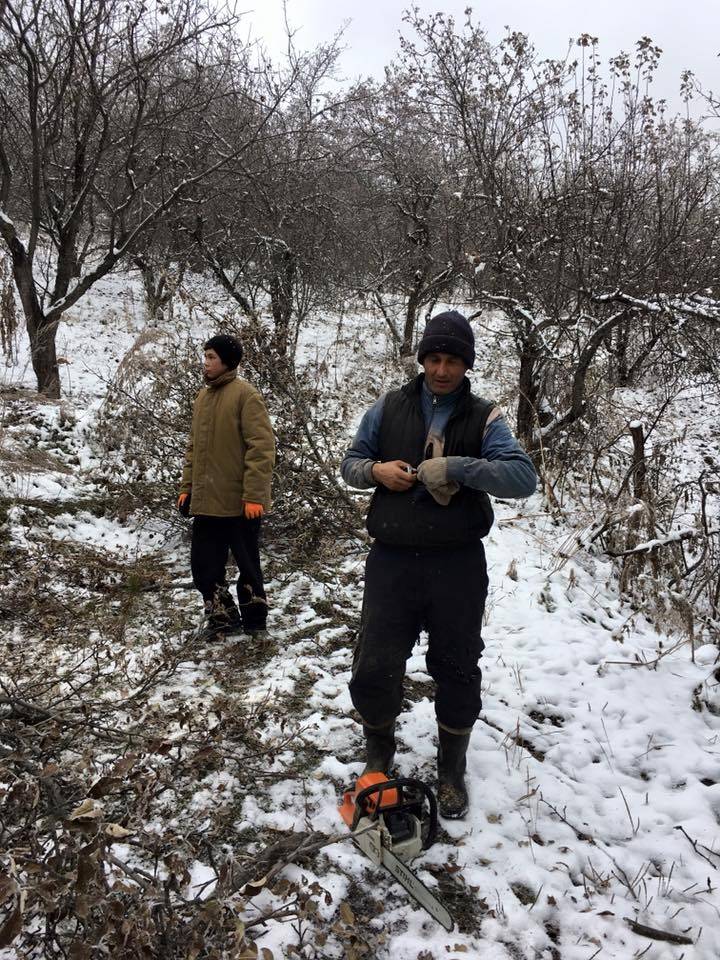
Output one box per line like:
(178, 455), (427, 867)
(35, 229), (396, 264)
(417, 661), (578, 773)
(181, 370), (275, 516)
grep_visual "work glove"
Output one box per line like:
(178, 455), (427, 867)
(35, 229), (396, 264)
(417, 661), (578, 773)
(177, 492), (191, 517)
(243, 501), (264, 520)
(417, 457), (460, 507)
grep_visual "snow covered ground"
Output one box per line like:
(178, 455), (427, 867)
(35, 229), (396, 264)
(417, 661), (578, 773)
(1, 272), (719, 960)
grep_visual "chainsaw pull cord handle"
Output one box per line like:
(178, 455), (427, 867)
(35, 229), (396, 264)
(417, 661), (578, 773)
(352, 777), (439, 850)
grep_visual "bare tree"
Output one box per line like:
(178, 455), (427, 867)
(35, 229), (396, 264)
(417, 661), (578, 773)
(192, 37), (352, 358)
(0, 0), (278, 396)
(346, 74), (468, 356)
(400, 13), (720, 446)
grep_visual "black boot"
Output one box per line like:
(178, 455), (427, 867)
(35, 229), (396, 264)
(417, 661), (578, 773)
(215, 586), (242, 633)
(437, 728), (471, 819)
(361, 723), (396, 775)
(238, 584), (268, 635)
(196, 589), (241, 640)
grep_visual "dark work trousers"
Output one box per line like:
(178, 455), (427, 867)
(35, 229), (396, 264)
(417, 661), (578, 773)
(190, 515), (267, 629)
(349, 540), (488, 733)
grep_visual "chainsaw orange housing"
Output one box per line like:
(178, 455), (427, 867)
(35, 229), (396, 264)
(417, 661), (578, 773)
(339, 772), (399, 827)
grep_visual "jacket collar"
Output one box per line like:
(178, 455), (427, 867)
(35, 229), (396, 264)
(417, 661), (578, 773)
(204, 368), (237, 390)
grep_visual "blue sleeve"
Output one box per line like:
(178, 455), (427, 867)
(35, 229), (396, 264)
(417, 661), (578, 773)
(446, 414), (537, 498)
(340, 395), (386, 489)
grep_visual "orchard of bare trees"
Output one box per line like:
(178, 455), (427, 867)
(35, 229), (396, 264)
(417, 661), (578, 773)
(1, 4), (718, 398)
(1, 2), (718, 629)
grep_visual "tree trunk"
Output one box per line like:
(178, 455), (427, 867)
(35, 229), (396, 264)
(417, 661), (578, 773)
(620, 422), (658, 592)
(6, 234), (60, 397)
(516, 341), (541, 449)
(269, 249), (295, 357)
(401, 296), (418, 357)
(613, 315), (630, 386)
(28, 314), (61, 398)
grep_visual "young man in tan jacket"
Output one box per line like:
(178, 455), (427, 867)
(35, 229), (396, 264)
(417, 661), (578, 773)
(178, 334), (275, 638)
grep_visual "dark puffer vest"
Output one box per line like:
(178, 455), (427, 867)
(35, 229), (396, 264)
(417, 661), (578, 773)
(366, 375), (495, 547)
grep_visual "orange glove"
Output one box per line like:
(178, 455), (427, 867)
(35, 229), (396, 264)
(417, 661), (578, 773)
(243, 501), (264, 520)
(177, 493), (191, 517)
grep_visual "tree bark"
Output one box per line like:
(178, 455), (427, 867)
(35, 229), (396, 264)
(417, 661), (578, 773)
(401, 295), (418, 357)
(516, 341), (541, 449)
(268, 248), (295, 357)
(5, 233), (60, 397)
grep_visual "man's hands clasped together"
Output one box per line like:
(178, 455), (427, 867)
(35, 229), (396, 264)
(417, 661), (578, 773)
(372, 457), (460, 506)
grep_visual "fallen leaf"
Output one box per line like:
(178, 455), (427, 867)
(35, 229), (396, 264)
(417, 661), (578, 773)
(105, 823), (133, 839)
(68, 799), (103, 820)
(339, 901), (355, 925)
(241, 874), (268, 896)
(112, 754), (138, 776)
(0, 876), (18, 904)
(75, 894), (91, 919)
(88, 776), (122, 798)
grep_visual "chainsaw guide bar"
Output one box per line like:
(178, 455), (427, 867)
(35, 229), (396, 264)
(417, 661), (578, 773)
(339, 773), (454, 932)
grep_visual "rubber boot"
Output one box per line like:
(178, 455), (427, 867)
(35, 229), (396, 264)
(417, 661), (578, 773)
(361, 723), (396, 775)
(437, 728), (471, 819)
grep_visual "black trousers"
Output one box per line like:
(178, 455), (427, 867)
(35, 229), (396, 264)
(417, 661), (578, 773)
(190, 515), (267, 628)
(349, 540), (488, 733)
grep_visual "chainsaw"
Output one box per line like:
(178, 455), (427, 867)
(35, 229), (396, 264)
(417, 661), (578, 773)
(339, 772), (454, 931)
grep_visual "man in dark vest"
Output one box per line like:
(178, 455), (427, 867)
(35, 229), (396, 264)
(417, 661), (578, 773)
(341, 310), (536, 818)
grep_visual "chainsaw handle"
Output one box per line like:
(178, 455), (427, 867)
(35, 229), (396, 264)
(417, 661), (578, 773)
(353, 777), (438, 850)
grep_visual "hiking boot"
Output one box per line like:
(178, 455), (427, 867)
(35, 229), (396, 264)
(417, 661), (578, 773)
(361, 722), (396, 776)
(196, 592), (241, 641)
(238, 587), (268, 635)
(216, 586), (242, 632)
(437, 728), (471, 819)
(194, 605), (227, 641)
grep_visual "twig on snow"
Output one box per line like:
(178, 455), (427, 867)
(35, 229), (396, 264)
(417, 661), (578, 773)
(625, 917), (694, 945)
(674, 825), (720, 871)
(106, 851), (156, 890)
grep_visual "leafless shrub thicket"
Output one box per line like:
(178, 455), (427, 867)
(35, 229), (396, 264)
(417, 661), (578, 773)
(225, 318), (363, 554)
(0, 528), (356, 959)
(96, 325), (198, 507)
(544, 382), (720, 642)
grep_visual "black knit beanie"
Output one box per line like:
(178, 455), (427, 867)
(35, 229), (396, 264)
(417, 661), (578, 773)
(417, 310), (475, 369)
(204, 334), (243, 370)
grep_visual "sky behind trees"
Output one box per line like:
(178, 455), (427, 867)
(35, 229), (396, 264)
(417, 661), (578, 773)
(244, 0), (720, 111)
